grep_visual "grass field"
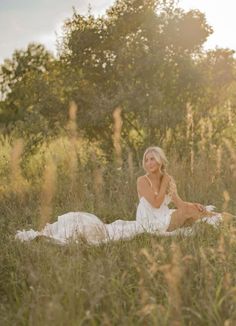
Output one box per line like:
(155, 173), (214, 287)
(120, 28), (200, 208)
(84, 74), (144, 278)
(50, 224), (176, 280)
(0, 136), (236, 325)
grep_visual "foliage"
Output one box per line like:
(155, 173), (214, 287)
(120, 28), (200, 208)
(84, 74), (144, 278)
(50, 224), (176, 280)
(0, 0), (235, 160)
(0, 135), (236, 325)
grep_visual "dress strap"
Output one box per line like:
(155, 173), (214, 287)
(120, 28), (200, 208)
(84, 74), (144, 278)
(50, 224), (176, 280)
(145, 174), (159, 196)
(145, 174), (153, 188)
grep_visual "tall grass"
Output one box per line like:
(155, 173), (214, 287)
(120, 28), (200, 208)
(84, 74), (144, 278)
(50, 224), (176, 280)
(0, 112), (236, 325)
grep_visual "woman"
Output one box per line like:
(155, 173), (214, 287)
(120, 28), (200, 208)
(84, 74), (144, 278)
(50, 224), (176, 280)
(136, 146), (220, 233)
(15, 146), (227, 245)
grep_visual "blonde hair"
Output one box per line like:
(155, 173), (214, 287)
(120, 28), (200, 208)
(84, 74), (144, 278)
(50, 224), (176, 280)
(142, 146), (168, 175)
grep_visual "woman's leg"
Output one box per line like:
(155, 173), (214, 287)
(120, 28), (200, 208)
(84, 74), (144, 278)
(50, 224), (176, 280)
(167, 204), (219, 232)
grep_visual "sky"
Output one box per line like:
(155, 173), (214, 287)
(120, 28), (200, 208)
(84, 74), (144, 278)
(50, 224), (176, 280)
(0, 0), (236, 63)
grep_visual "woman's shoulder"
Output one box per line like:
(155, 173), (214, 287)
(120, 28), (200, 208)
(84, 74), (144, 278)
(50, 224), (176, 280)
(137, 175), (147, 183)
(137, 175), (152, 189)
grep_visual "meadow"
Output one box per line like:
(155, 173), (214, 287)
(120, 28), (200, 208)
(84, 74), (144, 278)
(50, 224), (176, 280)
(0, 131), (236, 326)
(1, 1), (236, 324)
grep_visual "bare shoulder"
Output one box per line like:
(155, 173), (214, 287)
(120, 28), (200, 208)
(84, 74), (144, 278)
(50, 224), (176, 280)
(137, 175), (147, 184)
(137, 175), (149, 190)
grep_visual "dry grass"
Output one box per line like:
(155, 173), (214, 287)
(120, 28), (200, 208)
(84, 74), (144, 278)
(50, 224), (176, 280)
(0, 134), (236, 325)
(0, 103), (236, 325)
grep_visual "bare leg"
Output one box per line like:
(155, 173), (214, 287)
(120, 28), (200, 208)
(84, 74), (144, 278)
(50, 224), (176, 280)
(167, 205), (220, 232)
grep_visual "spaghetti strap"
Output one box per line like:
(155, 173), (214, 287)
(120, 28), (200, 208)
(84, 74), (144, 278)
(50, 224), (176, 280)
(145, 174), (153, 188)
(144, 174), (159, 196)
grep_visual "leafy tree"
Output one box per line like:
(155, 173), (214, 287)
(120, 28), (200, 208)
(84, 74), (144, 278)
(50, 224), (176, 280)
(0, 0), (235, 164)
(59, 0), (213, 156)
(0, 43), (67, 138)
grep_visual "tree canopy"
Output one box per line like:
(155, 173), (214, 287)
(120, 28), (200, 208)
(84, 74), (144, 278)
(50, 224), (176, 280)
(0, 0), (235, 160)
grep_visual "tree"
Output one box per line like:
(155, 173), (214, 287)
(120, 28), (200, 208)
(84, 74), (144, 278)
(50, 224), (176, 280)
(0, 43), (67, 138)
(59, 0), (213, 156)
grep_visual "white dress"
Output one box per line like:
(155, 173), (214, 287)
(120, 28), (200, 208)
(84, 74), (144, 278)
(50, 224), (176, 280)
(15, 176), (222, 245)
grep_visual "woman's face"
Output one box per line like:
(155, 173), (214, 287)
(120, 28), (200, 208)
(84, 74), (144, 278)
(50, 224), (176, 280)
(144, 151), (161, 174)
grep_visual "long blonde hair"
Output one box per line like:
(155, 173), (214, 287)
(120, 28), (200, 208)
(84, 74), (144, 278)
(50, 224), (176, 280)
(142, 146), (168, 175)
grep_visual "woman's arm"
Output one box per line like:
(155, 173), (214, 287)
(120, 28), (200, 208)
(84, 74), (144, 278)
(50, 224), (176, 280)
(168, 176), (186, 208)
(169, 176), (206, 212)
(137, 174), (170, 208)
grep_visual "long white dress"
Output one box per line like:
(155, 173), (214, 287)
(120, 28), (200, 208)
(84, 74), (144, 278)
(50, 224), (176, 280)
(15, 176), (222, 245)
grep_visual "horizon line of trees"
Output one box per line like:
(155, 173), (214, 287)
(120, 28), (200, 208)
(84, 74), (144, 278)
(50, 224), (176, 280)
(0, 0), (235, 164)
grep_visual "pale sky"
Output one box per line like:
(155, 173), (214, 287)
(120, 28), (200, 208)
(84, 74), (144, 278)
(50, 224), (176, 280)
(0, 0), (236, 63)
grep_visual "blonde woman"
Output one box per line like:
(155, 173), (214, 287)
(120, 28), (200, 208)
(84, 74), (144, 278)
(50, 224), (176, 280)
(15, 146), (229, 245)
(136, 146), (221, 232)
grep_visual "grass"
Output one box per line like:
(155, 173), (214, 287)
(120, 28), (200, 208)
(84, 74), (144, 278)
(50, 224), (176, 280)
(0, 136), (236, 325)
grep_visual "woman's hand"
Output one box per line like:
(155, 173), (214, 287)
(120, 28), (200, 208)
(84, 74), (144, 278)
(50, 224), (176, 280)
(182, 202), (206, 212)
(193, 202), (206, 212)
(161, 173), (171, 187)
